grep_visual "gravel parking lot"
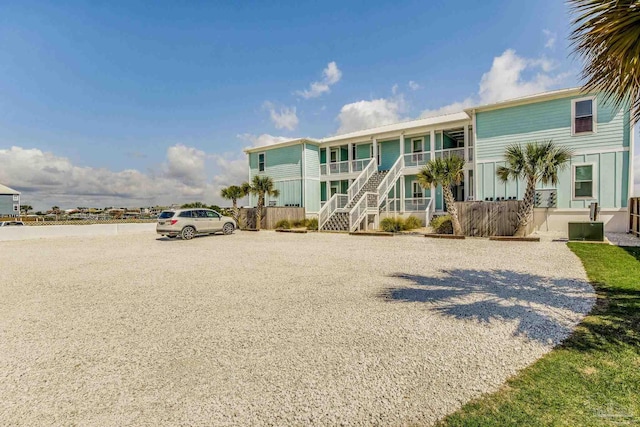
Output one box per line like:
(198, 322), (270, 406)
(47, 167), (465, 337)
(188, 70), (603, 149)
(0, 231), (594, 426)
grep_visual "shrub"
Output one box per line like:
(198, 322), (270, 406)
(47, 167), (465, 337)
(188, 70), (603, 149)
(430, 214), (453, 234)
(403, 216), (423, 230)
(306, 217), (318, 230)
(274, 219), (291, 229)
(380, 217), (404, 232)
(292, 219), (307, 228)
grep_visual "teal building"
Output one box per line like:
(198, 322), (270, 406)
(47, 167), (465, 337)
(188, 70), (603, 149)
(244, 88), (634, 233)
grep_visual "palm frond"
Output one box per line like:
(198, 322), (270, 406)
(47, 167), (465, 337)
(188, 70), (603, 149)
(570, 0), (640, 123)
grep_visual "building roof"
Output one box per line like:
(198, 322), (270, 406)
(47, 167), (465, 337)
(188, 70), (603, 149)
(243, 87), (589, 153)
(243, 137), (321, 154)
(0, 184), (20, 195)
(465, 87), (584, 113)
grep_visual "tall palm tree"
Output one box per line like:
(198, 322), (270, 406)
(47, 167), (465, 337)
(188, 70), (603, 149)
(220, 185), (246, 227)
(497, 141), (573, 237)
(570, 0), (640, 123)
(417, 155), (465, 235)
(242, 175), (280, 230)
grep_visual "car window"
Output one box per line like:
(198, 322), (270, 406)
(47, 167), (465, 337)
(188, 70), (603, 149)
(178, 211), (193, 218)
(206, 210), (219, 218)
(159, 211), (175, 219)
(195, 210), (208, 218)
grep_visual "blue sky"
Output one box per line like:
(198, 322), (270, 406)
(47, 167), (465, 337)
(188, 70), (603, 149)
(0, 0), (636, 209)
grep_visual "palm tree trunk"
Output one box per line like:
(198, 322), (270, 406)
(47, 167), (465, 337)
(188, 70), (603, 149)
(443, 186), (463, 235)
(231, 200), (241, 228)
(515, 178), (536, 237)
(256, 193), (264, 230)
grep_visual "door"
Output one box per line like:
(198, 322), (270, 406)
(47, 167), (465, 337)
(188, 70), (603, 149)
(330, 184), (339, 197)
(412, 181), (423, 208)
(206, 210), (221, 231)
(194, 210), (211, 232)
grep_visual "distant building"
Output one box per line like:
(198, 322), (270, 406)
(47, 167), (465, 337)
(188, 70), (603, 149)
(0, 184), (20, 217)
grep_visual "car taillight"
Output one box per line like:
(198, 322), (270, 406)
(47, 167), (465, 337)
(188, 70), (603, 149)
(170, 219), (178, 225)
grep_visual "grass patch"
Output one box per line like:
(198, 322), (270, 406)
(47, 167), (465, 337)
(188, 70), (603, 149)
(438, 244), (640, 426)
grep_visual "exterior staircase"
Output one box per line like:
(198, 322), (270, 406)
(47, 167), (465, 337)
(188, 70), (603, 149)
(320, 171), (388, 231)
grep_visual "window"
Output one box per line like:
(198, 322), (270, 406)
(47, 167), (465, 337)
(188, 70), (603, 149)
(258, 153), (265, 172)
(13, 194), (19, 201)
(412, 138), (423, 153)
(572, 98), (596, 135)
(178, 211), (193, 218)
(13, 205), (19, 211)
(159, 211), (175, 219)
(573, 164), (596, 199)
(412, 181), (423, 198)
(330, 148), (338, 163)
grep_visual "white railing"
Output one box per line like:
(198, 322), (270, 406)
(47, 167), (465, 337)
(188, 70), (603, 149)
(376, 155), (405, 206)
(403, 152), (431, 168)
(350, 159), (370, 173)
(435, 147), (465, 159)
(318, 193), (348, 230)
(403, 197), (431, 211)
(347, 158), (377, 202)
(320, 159), (372, 176)
(349, 192), (378, 232)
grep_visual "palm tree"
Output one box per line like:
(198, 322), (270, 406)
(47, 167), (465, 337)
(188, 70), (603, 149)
(220, 185), (246, 227)
(242, 175), (280, 230)
(21, 205), (33, 215)
(417, 155), (465, 235)
(497, 141), (573, 237)
(570, 0), (640, 123)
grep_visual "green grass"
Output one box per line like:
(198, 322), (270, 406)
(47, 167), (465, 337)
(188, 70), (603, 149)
(438, 244), (640, 426)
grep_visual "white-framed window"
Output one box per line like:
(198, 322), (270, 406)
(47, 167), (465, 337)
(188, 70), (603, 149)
(572, 97), (597, 135)
(13, 204), (19, 211)
(411, 181), (423, 198)
(330, 148), (338, 163)
(572, 163), (597, 199)
(258, 152), (265, 172)
(13, 194), (19, 201)
(411, 138), (424, 153)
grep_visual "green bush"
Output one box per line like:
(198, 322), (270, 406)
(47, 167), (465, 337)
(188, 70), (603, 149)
(403, 216), (423, 230)
(430, 214), (453, 234)
(306, 217), (318, 230)
(380, 217), (404, 232)
(274, 219), (291, 229)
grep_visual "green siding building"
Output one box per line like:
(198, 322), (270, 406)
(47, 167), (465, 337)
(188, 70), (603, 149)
(0, 184), (20, 217)
(244, 88), (634, 233)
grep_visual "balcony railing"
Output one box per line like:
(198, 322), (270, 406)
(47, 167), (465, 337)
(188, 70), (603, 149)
(403, 152), (431, 168)
(404, 197), (431, 211)
(320, 158), (372, 176)
(435, 147), (465, 160)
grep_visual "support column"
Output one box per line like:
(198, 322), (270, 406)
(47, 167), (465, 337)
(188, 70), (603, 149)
(430, 129), (437, 211)
(399, 133), (405, 157)
(463, 124), (469, 162)
(400, 176), (405, 214)
(348, 142), (353, 173)
(372, 138), (378, 166)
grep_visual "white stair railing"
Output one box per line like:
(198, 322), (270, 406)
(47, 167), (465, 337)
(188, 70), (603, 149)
(347, 158), (377, 203)
(376, 155), (405, 207)
(318, 193), (348, 230)
(349, 192), (379, 232)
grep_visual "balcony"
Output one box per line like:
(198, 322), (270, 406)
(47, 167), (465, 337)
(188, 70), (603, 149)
(320, 159), (371, 176)
(435, 147), (465, 160)
(403, 152), (431, 168)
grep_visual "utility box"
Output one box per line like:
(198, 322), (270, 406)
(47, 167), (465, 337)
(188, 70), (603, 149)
(568, 222), (604, 241)
(534, 189), (557, 208)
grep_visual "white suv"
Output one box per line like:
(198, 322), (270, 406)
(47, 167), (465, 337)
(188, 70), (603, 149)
(156, 209), (236, 240)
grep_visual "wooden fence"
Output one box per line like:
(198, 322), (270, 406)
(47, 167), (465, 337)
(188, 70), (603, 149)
(454, 200), (532, 237)
(239, 207), (306, 229)
(631, 197), (640, 238)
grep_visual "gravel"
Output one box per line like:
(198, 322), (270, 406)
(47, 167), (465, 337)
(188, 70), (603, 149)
(0, 231), (594, 426)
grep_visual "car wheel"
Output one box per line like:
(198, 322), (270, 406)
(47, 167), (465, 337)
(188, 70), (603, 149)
(181, 226), (196, 240)
(222, 222), (235, 235)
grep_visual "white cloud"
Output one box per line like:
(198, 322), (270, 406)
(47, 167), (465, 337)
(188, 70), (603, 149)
(391, 84), (399, 95)
(408, 81), (422, 91)
(336, 96), (404, 134)
(0, 145), (215, 210)
(263, 101), (298, 131)
(420, 49), (569, 117)
(543, 29), (556, 49)
(209, 152), (250, 206)
(296, 61), (342, 99)
(236, 133), (293, 148)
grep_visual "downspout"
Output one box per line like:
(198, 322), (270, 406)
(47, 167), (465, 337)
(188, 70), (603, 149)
(301, 142), (306, 211)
